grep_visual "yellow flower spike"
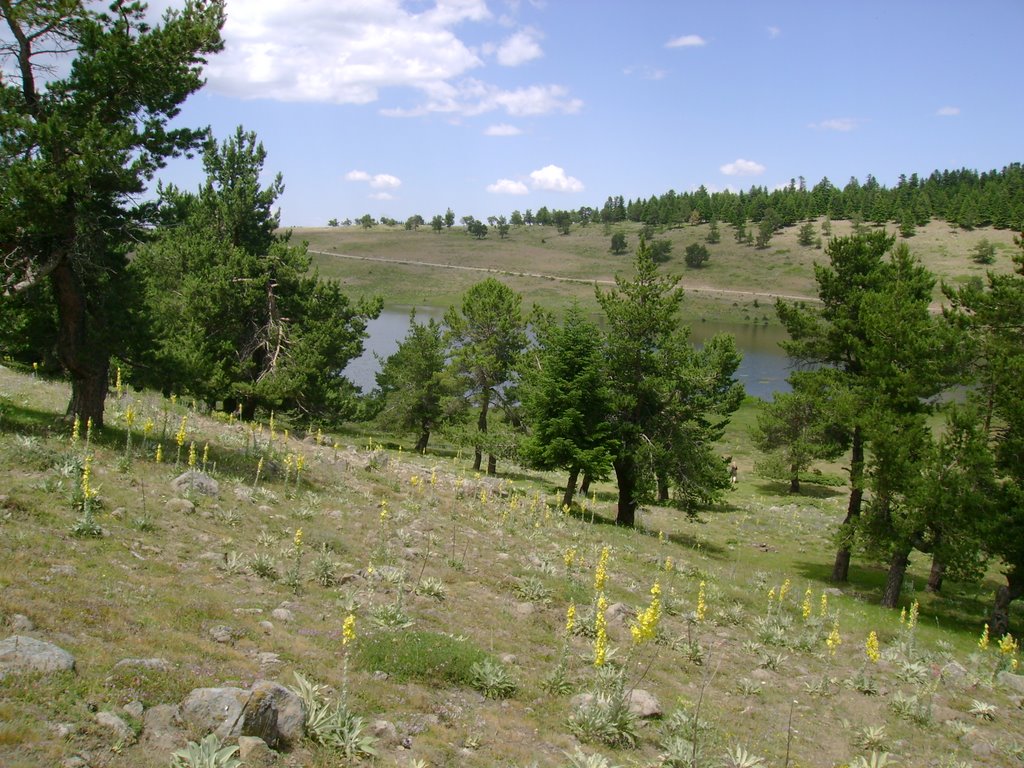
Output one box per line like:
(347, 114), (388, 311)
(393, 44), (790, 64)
(908, 600), (919, 630)
(658, 530), (665, 543)
(900, 607), (906, 625)
(187, 441), (197, 469)
(978, 624), (990, 651)
(999, 633), (1018, 655)
(115, 366), (123, 398)
(342, 613), (356, 646)
(594, 545), (610, 592)
(826, 620), (842, 657)
(294, 528), (303, 549)
(296, 454), (304, 475)
(170, 394), (177, 406)
(565, 602), (576, 636)
(71, 416), (81, 444)
(866, 631), (880, 663)
(124, 404), (136, 429)
(594, 593), (608, 667)
(696, 580), (707, 623)
(802, 588), (812, 621)
(202, 443), (209, 467)
(479, 488), (487, 505)
(143, 418), (154, 438)
(316, 428), (323, 445)
(767, 587), (776, 610)
(379, 497), (389, 523)
(664, 556), (674, 573)
(175, 415), (187, 448)
(630, 581), (662, 646)
(563, 547), (577, 569)
(81, 455), (94, 500)
(562, 503), (571, 515)
(779, 578), (791, 602)
(430, 468), (437, 486)
(820, 591), (828, 617)
(155, 444), (163, 463)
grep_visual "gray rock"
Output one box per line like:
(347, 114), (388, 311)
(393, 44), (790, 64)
(60, 756), (89, 768)
(209, 625), (235, 644)
(941, 660), (969, 682)
(238, 735), (276, 766)
(997, 670), (1024, 694)
(123, 701), (144, 720)
(605, 602), (632, 624)
(499, 654), (518, 666)
(625, 689), (662, 718)
(180, 681), (304, 749)
(8, 614), (35, 632)
(258, 621), (274, 634)
(114, 657), (173, 673)
(94, 711), (132, 741)
(514, 602), (535, 617)
(140, 704), (184, 753)
(165, 498), (195, 515)
(370, 719), (399, 745)
(270, 608), (294, 623)
(172, 471), (220, 496)
(823, 587), (844, 597)
(0, 635), (75, 678)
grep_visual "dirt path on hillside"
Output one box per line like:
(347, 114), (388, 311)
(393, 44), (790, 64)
(309, 249), (823, 305)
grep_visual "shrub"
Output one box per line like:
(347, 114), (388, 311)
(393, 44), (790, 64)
(684, 243), (710, 268)
(356, 630), (489, 687)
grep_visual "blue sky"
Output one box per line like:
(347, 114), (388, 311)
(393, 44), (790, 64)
(154, 0), (1024, 226)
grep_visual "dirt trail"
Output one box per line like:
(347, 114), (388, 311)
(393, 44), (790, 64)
(309, 249), (822, 305)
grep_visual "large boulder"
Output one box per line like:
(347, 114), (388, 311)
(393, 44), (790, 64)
(180, 681), (304, 749)
(172, 471), (220, 497)
(0, 635), (75, 679)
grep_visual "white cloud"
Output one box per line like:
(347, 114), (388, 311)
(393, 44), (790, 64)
(487, 179), (529, 194)
(369, 192), (396, 200)
(666, 34), (706, 48)
(485, 124), (523, 136)
(383, 81), (582, 118)
(936, 105), (961, 116)
(496, 28), (543, 66)
(529, 164), (584, 192)
(346, 170), (402, 189)
(204, 0), (491, 104)
(720, 158), (766, 177)
(809, 117), (861, 131)
(767, 26), (781, 38)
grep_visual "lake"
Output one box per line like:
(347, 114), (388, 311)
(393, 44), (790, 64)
(344, 308), (797, 401)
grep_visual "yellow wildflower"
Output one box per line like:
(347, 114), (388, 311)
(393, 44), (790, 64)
(143, 418), (154, 438)
(124, 403), (136, 429)
(594, 545), (610, 592)
(866, 631), (880, 663)
(630, 582), (662, 645)
(342, 613), (356, 646)
(978, 623), (990, 651)
(820, 591), (828, 618)
(71, 416), (81, 444)
(565, 602), (576, 636)
(826, 620), (842, 657)
(202, 442), (209, 468)
(115, 366), (123, 398)
(187, 441), (197, 469)
(696, 580), (707, 623)
(563, 547), (577, 569)
(175, 415), (187, 448)
(379, 497), (389, 523)
(999, 633), (1018, 655)
(594, 593), (608, 667)
(767, 587), (776, 611)
(801, 588), (812, 621)
(658, 530), (665, 543)
(155, 444), (163, 463)
(664, 556), (674, 573)
(293, 528), (303, 549)
(907, 599), (919, 630)
(900, 607), (906, 625)
(779, 578), (791, 602)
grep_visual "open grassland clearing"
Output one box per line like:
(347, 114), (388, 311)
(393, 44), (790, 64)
(1, 367), (1022, 767)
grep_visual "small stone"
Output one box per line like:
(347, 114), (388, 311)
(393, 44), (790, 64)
(941, 660), (969, 682)
(370, 719), (399, 745)
(997, 670), (1024, 694)
(171, 471), (220, 496)
(140, 704), (184, 753)
(53, 722), (77, 739)
(8, 614), (35, 632)
(499, 654), (518, 666)
(60, 756), (89, 768)
(372, 671), (389, 681)
(604, 602), (632, 624)
(257, 652), (280, 666)
(238, 735), (276, 766)
(94, 711), (132, 741)
(514, 602), (534, 617)
(49, 564), (77, 576)
(123, 701), (144, 719)
(270, 608), (294, 622)
(0, 635), (75, 678)
(625, 689), (661, 718)
(208, 625), (234, 644)
(823, 587), (844, 596)
(165, 498), (195, 515)
(114, 657), (173, 673)
(258, 621), (274, 634)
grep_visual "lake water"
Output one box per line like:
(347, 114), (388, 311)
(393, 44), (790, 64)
(344, 308), (796, 401)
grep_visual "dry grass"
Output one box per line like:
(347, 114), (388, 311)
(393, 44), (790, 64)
(1, 366), (1022, 767)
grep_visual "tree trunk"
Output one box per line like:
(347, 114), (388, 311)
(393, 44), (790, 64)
(473, 392), (490, 473)
(580, 473), (592, 496)
(881, 547), (911, 609)
(241, 397), (257, 422)
(926, 551), (945, 593)
(789, 465), (800, 494)
(613, 454), (638, 527)
(656, 470), (669, 503)
(415, 430), (430, 454)
(562, 466), (580, 510)
(487, 453), (497, 476)
(52, 260), (108, 427)
(990, 570), (1023, 637)
(832, 425), (865, 582)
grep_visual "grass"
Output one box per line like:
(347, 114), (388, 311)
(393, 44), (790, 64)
(1, 364), (1023, 767)
(299, 219), (1022, 324)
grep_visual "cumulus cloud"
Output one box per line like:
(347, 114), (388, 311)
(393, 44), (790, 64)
(497, 28), (543, 66)
(936, 105), (961, 116)
(529, 164), (584, 192)
(346, 170), (402, 189)
(202, 0), (495, 104)
(809, 117), (861, 131)
(487, 179), (529, 194)
(666, 34), (706, 48)
(485, 124), (523, 136)
(382, 81), (582, 118)
(719, 158), (766, 177)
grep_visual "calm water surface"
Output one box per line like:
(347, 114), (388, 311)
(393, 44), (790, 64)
(344, 308), (796, 400)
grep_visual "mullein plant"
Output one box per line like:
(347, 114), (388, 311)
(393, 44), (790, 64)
(286, 528), (304, 594)
(174, 415), (187, 466)
(71, 455), (102, 537)
(122, 403), (136, 456)
(593, 545), (611, 667)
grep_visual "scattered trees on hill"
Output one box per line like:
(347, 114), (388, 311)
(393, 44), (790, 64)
(684, 243), (710, 268)
(610, 232), (628, 254)
(0, 0), (226, 427)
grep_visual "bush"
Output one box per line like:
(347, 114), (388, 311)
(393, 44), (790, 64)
(356, 630), (489, 686)
(685, 243), (710, 268)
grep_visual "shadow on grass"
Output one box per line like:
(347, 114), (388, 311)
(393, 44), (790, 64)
(752, 480), (845, 500)
(0, 400), (66, 437)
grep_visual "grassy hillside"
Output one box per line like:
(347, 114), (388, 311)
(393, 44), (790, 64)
(1, 367), (1022, 768)
(297, 220), (1021, 323)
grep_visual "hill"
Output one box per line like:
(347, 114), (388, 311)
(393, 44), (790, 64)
(1, 366), (1022, 768)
